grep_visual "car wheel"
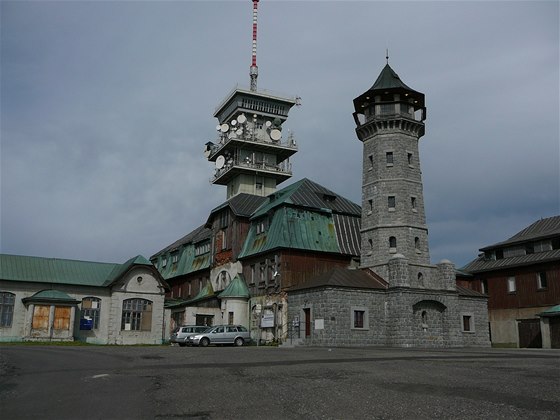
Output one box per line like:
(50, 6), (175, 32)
(234, 337), (244, 346)
(200, 337), (210, 347)
(178, 342), (186, 347)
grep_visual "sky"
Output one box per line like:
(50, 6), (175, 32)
(1, 0), (558, 269)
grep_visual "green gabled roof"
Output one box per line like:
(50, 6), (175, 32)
(22, 289), (80, 304)
(190, 281), (215, 302)
(218, 275), (250, 299)
(239, 206), (341, 258)
(156, 243), (211, 281)
(0, 254), (155, 288)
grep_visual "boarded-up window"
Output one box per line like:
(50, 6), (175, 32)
(121, 298), (153, 331)
(53, 306), (71, 330)
(32, 305), (50, 329)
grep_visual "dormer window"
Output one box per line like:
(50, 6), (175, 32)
(195, 242), (210, 256)
(171, 254), (178, 264)
(161, 258), (167, 268)
(219, 211), (229, 229)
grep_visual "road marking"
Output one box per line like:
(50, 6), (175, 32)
(92, 374), (109, 379)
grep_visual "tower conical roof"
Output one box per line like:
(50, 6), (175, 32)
(353, 63), (425, 111)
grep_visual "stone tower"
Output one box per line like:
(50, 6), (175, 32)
(353, 62), (432, 284)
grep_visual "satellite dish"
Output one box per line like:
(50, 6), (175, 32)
(265, 121), (272, 128)
(216, 155), (225, 169)
(216, 125), (221, 131)
(231, 119), (237, 126)
(220, 124), (229, 133)
(270, 129), (281, 141)
(236, 128), (243, 136)
(237, 114), (247, 124)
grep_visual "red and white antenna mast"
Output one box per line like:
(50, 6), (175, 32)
(249, 0), (259, 92)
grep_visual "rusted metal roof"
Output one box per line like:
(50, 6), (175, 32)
(288, 267), (388, 292)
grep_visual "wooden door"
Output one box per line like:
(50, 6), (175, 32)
(304, 308), (311, 337)
(518, 319), (542, 348)
(53, 306), (71, 330)
(32, 305), (50, 330)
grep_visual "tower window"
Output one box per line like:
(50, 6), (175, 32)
(418, 272), (424, 287)
(388, 196), (396, 210)
(386, 152), (394, 165)
(379, 103), (395, 115)
(411, 196), (417, 211)
(407, 153), (414, 166)
(389, 236), (397, 252)
(415, 237), (420, 252)
(368, 154), (373, 170)
(368, 199), (373, 213)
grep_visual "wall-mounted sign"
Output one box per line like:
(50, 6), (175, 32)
(315, 319), (324, 330)
(261, 313), (274, 328)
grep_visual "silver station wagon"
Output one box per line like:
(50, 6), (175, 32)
(187, 325), (251, 347)
(170, 325), (209, 347)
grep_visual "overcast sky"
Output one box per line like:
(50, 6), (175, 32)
(1, 0), (558, 268)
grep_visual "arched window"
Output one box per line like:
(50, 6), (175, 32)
(121, 299), (153, 331)
(418, 272), (424, 287)
(389, 236), (397, 250)
(81, 297), (101, 329)
(0, 292), (15, 327)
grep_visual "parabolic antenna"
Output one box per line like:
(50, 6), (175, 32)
(216, 125), (221, 131)
(216, 155), (225, 169)
(231, 119), (237, 126)
(270, 129), (281, 141)
(237, 114), (247, 124)
(236, 128), (243, 136)
(220, 124), (229, 133)
(265, 120), (272, 128)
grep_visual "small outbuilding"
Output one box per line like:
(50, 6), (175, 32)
(0, 254), (169, 344)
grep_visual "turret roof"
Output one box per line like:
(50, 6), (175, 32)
(353, 63), (425, 111)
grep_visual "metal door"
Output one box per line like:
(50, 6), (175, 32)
(518, 319), (542, 348)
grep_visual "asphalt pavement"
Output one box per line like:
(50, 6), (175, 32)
(1, 344), (559, 419)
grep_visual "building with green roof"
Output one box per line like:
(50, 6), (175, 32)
(0, 254), (168, 344)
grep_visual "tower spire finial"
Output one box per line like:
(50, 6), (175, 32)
(386, 48), (389, 64)
(250, 0), (260, 91)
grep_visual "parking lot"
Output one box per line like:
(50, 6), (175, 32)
(1, 345), (559, 419)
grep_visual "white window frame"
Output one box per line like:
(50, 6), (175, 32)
(507, 276), (516, 293)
